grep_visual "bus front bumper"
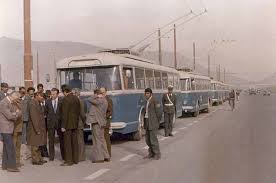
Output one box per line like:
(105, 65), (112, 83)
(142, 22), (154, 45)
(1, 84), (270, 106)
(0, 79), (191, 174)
(182, 106), (195, 113)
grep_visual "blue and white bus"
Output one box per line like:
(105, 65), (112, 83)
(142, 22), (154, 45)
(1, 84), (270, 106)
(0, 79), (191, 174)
(211, 80), (231, 105)
(56, 49), (182, 140)
(179, 72), (212, 117)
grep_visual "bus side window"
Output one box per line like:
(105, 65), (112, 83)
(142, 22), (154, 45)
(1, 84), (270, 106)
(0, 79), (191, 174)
(191, 79), (196, 90)
(154, 71), (162, 89)
(135, 68), (145, 89)
(123, 67), (135, 90)
(162, 72), (168, 89)
(145, 69), (154, 89)
(168, 73), (174, 87)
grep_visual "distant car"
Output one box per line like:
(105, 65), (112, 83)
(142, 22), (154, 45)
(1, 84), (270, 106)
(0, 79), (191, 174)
(263, 91), (271, 96)
(249, 90), (257, 95)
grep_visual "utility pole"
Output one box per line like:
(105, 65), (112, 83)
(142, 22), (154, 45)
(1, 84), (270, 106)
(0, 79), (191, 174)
(23, 0), (33, 88)
(224, 68), (226, 83)
(218, 64), (221, 81)
(158, 28), (162, 65)
(208, 54), (210, 77)
(36, 50), (39, 85)
(173, 24), (177, 69)
(0, 64), (2, 82)
(193, 42), (196, 71)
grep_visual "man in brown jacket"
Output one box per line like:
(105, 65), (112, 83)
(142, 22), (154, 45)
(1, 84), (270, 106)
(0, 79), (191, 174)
(12, 94), (24, 168)
(27, 92), (47, 165)
(61, 85), (80, 166)
(0, 91), (22, 172)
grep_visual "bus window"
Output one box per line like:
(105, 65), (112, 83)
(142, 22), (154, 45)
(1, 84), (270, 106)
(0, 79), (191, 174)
(174, 74), (179, 90)
(191, 78), (196, 90)
(145, 69), (154, 89)
(154, 71), (162, 89)
(123, 67), (135, 89)
(162, 72), (168, 89)
(168, 73), (174, 87)
(180, 79), (187, 91)
(60, 66), (121, 91)
(135, 68), (145, 89)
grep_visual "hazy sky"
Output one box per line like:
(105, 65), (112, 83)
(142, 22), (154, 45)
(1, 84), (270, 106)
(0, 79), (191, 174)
(0, 0), (276, 81)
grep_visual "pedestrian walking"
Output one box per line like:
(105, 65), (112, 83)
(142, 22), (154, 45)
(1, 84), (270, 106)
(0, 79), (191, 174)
(162, 85), (177, 137)
(0, 91), (22, 172)
(27, 92), (47, 165)
(72, 88), (87, 162)
(86, 89), (110, 163)
(100, 87), (113, 157)
(45, 88), (64, 161)
(143, 88), (162, 160)
(60, 85), (80, 166)
(229, 90), (236, 111)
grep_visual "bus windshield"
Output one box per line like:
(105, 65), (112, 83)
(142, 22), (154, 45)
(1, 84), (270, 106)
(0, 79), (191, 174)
(59, 66), (122, 91)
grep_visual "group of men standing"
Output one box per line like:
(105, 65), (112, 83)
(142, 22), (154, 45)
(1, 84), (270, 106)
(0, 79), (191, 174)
(0, 80), (177, 172)
(0, 83), (113, 172)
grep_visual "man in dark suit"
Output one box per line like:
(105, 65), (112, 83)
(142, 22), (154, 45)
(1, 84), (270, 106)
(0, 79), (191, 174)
(60, 85), (80, 166)
(143, 88), (162, 160)
(45, 88), (64, 161)
(162, 85), (177, 137)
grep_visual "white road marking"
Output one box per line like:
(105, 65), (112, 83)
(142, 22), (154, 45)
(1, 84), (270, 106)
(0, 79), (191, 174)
(187, 123), (193, 127)
(159, 137), (169, 141)
(193, 120), (199, 123)
(172, 131), (178, 135)
(179, 127), (187, 130)
(84, 169), (110, 181)
(120, 154), (137, 162)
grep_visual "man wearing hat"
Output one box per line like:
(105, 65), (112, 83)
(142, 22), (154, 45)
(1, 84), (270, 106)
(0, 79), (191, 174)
(0, 83), (9, 101)
(143, 88), (162, 160)
(162, 85), (177, 137)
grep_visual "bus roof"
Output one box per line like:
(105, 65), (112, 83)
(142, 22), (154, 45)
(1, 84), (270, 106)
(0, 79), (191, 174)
(179, 71), (211, 80)
(56, 52), (179, 74)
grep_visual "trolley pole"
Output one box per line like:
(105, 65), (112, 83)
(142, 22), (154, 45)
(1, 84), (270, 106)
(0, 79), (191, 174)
(23, 0), (33, 88)
(173, 24), (177, 69)
(208, 54), (210, 77)
(158, 28), (162, 65)
(193, 42), (196, 71)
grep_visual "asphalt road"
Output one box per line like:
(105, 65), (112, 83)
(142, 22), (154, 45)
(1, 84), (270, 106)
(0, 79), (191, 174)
(1, 94), (276, 183)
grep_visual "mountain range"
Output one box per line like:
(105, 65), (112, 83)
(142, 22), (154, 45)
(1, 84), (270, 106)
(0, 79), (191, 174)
(0, 37), (250, 89)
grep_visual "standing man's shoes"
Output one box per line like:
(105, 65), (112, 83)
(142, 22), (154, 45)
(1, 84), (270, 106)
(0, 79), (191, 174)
(92, 160), (104, 163)
(153, 155), (161, 160)
(104, 158), (110, 162)
(60, 162), (73, 166)
(143, 154), (154, 159)
(32, 161), (43, 165)
(16, 163), (24, 168)
(7, 168), (20, 172)
(164, 134), (169, 137)
(169, 134), (174, 137)
(2, 167), (7, 170)
(40, 160), (47, 164)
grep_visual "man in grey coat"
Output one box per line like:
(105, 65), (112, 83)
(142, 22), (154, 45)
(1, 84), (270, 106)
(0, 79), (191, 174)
(86, 89), (109, 163)
(162, 85), (177, 137)
(143, 88), (162, 160)
(0, 91), (22, 172)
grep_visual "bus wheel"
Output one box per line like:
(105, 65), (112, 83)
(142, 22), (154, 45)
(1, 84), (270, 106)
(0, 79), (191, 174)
(193, 102), (200, 117)
(132, 113), (145, 141)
